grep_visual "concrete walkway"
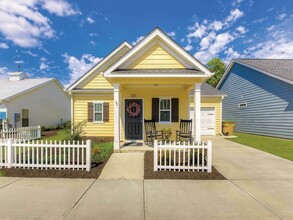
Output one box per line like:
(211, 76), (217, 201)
(0, 137), (293, 219)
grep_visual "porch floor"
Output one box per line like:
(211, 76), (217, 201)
(116, 142), (154, 153)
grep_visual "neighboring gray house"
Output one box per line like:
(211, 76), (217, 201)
(0, 72), (70, 128)
(217, 59), (293, 139)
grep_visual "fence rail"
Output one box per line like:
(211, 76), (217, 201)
(0, 139), (91, 171)
(154, 140), (212, 173)
(0, 126), (41, 140)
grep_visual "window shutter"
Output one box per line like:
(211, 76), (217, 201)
(171, 98), (179, 122)
(152, 98), (159, 122)
(88, 102), (93, 122)
(103, 102), (110, 122)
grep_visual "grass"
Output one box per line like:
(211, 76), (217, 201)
(227, 132), (293, 161)
(0, 170), (4, 177)
(42, 129), (113, 163)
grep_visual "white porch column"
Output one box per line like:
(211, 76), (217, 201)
(194, 83), (201, 142)
(114, 83), (120, 150)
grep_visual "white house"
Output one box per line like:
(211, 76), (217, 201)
(0, 72), (70, 128)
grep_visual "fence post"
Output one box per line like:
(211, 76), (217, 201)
(207, 140), (212, 173)
(7, 139), (13, 168)
(154, 140), (158, 171)
(86, 140), (91, 172)
(37, 125), (41, 139)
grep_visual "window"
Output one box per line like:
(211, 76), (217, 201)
(238, 103), (247, 108)
(159, 98), (171, 122)
(22, 109), (29, 127)
(94, 102), (103, 122)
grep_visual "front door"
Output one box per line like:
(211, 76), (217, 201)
(125, 99), (143, 140)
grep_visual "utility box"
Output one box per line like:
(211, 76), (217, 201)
(222, 121), (236, 136)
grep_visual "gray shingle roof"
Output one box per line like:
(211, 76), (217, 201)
(0, 78), (54, 101)
(201, 82), (226, 96)
(237, 59), (293, 82)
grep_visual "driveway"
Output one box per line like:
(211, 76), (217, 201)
(0, 137), (293, 219)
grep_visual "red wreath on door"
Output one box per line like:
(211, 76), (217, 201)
(126, 101), (141, 117)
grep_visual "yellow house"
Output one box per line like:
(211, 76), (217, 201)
(66, 28), (226, 150)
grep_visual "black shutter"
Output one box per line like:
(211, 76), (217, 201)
(171, 98), (179, 122)
(152, 98), (159, 122)
(103, 102), (110, 122)
(88, 102), (93, 122)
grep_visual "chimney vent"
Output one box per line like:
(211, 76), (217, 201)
(8, 72), (29, 81)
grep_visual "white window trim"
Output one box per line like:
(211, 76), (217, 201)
(159, 98), (172, 123)
(93, 102), (104, 123)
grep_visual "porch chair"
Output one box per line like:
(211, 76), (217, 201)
(176, 119), (192, 144)
(144, 119), (163, 146)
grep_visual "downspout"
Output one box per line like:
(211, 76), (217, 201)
(220, 95), (225, 136)
(69, 92), (73, 135)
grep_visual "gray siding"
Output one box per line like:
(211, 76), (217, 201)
(219, 63), (293, 139)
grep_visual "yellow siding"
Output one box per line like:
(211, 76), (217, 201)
(190, 97), (222, 135)
(73, 95), (114, 137)
(127, 44), (185, 69)
(121, 87), (189, 141)
(83, 74), (113, 89)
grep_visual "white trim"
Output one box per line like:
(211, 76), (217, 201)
(217, 60), (293, 89)
(103, 28), (212, 77)
(66, 42), (132, 91)
(220, 96), (224, 135)
(159, 98), (172, 123)
(108, 73), (208, 78)
(123, 98), (144, 141)
(69, 89), (113, 94)
(114, 84), (120, 150)
(194, 83), (201, 142)
(93, 102), (104, 123)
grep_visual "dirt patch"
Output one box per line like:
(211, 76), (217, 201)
(0, 162), (106, 179)
(42, 130), (58, 138)
(82, 136), (114, 144)
(144, 151), (226, 180)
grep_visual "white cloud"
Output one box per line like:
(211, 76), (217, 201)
(132, 36), (144, 46)
(276, 13), (287, 21)
(40, 62), (49, 71)
(235, 26), (247, 34)
(187, 22), (207, 39)
(63, 53), (102, 87)
(209, 20), (223, 31)
(0, 67), (8, 80)
(0, 42), (8, 49)
(199, 32), (216, 50)
(22, 50), (37, 57)
(41, 0), (79, 17)
(225, 9), (244, 23)
(0, 0), (78, 48)
(266, 25), (275, 31)
(184, 45), (193, 51)
(90, 40), (96, 46)
(232, 0), (243, 7)
(224, 47), (241, 63)
(14, 60), (25, 64)
(253, 17), (268, 23)
(89, 33), (98, 37)
(167, 31), (176, 39)
(87, 17), (94, 24)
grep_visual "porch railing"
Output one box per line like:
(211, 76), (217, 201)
(154, 140), (212, 173)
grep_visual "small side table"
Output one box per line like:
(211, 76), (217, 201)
(163, 132), (172, 142)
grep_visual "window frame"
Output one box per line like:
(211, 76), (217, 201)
(22, 109), (29, 127)
(159, 98), (172, 123)
(93, 102), (104, 123)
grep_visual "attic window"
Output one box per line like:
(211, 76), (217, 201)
(238, 103), (247, 108)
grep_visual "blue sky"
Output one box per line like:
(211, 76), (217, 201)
(0, 0), (292, 87)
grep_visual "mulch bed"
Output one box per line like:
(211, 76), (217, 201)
(0, 161), (106, 179)
(41, 130), (58, 138)
(144, 151), (226, 180)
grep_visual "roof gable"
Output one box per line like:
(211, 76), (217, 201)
(66, 41), (132, 91)
(217, 59), (293, 88)
(103, 28), (212, 77)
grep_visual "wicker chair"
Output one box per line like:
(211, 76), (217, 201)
(176, 119), (192, 143)
(144, 119), (163, 146)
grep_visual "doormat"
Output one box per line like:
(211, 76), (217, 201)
(122, 142), (143, 147)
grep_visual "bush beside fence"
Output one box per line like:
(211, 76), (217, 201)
(0, 139), (91, 171)
(154, 140), (212, 173)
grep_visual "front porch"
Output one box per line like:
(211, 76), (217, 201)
(112, 80), (203, 150)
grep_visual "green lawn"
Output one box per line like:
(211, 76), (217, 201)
(227, 132), (293, 161)
(42, 129), (113, 163)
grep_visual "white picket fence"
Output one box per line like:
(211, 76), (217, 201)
(0, 126), (41, 140)
(0, 139), (91, 171)
(154, 140), (212, 173)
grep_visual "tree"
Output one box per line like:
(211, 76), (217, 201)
(205, 58), (226, 87)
